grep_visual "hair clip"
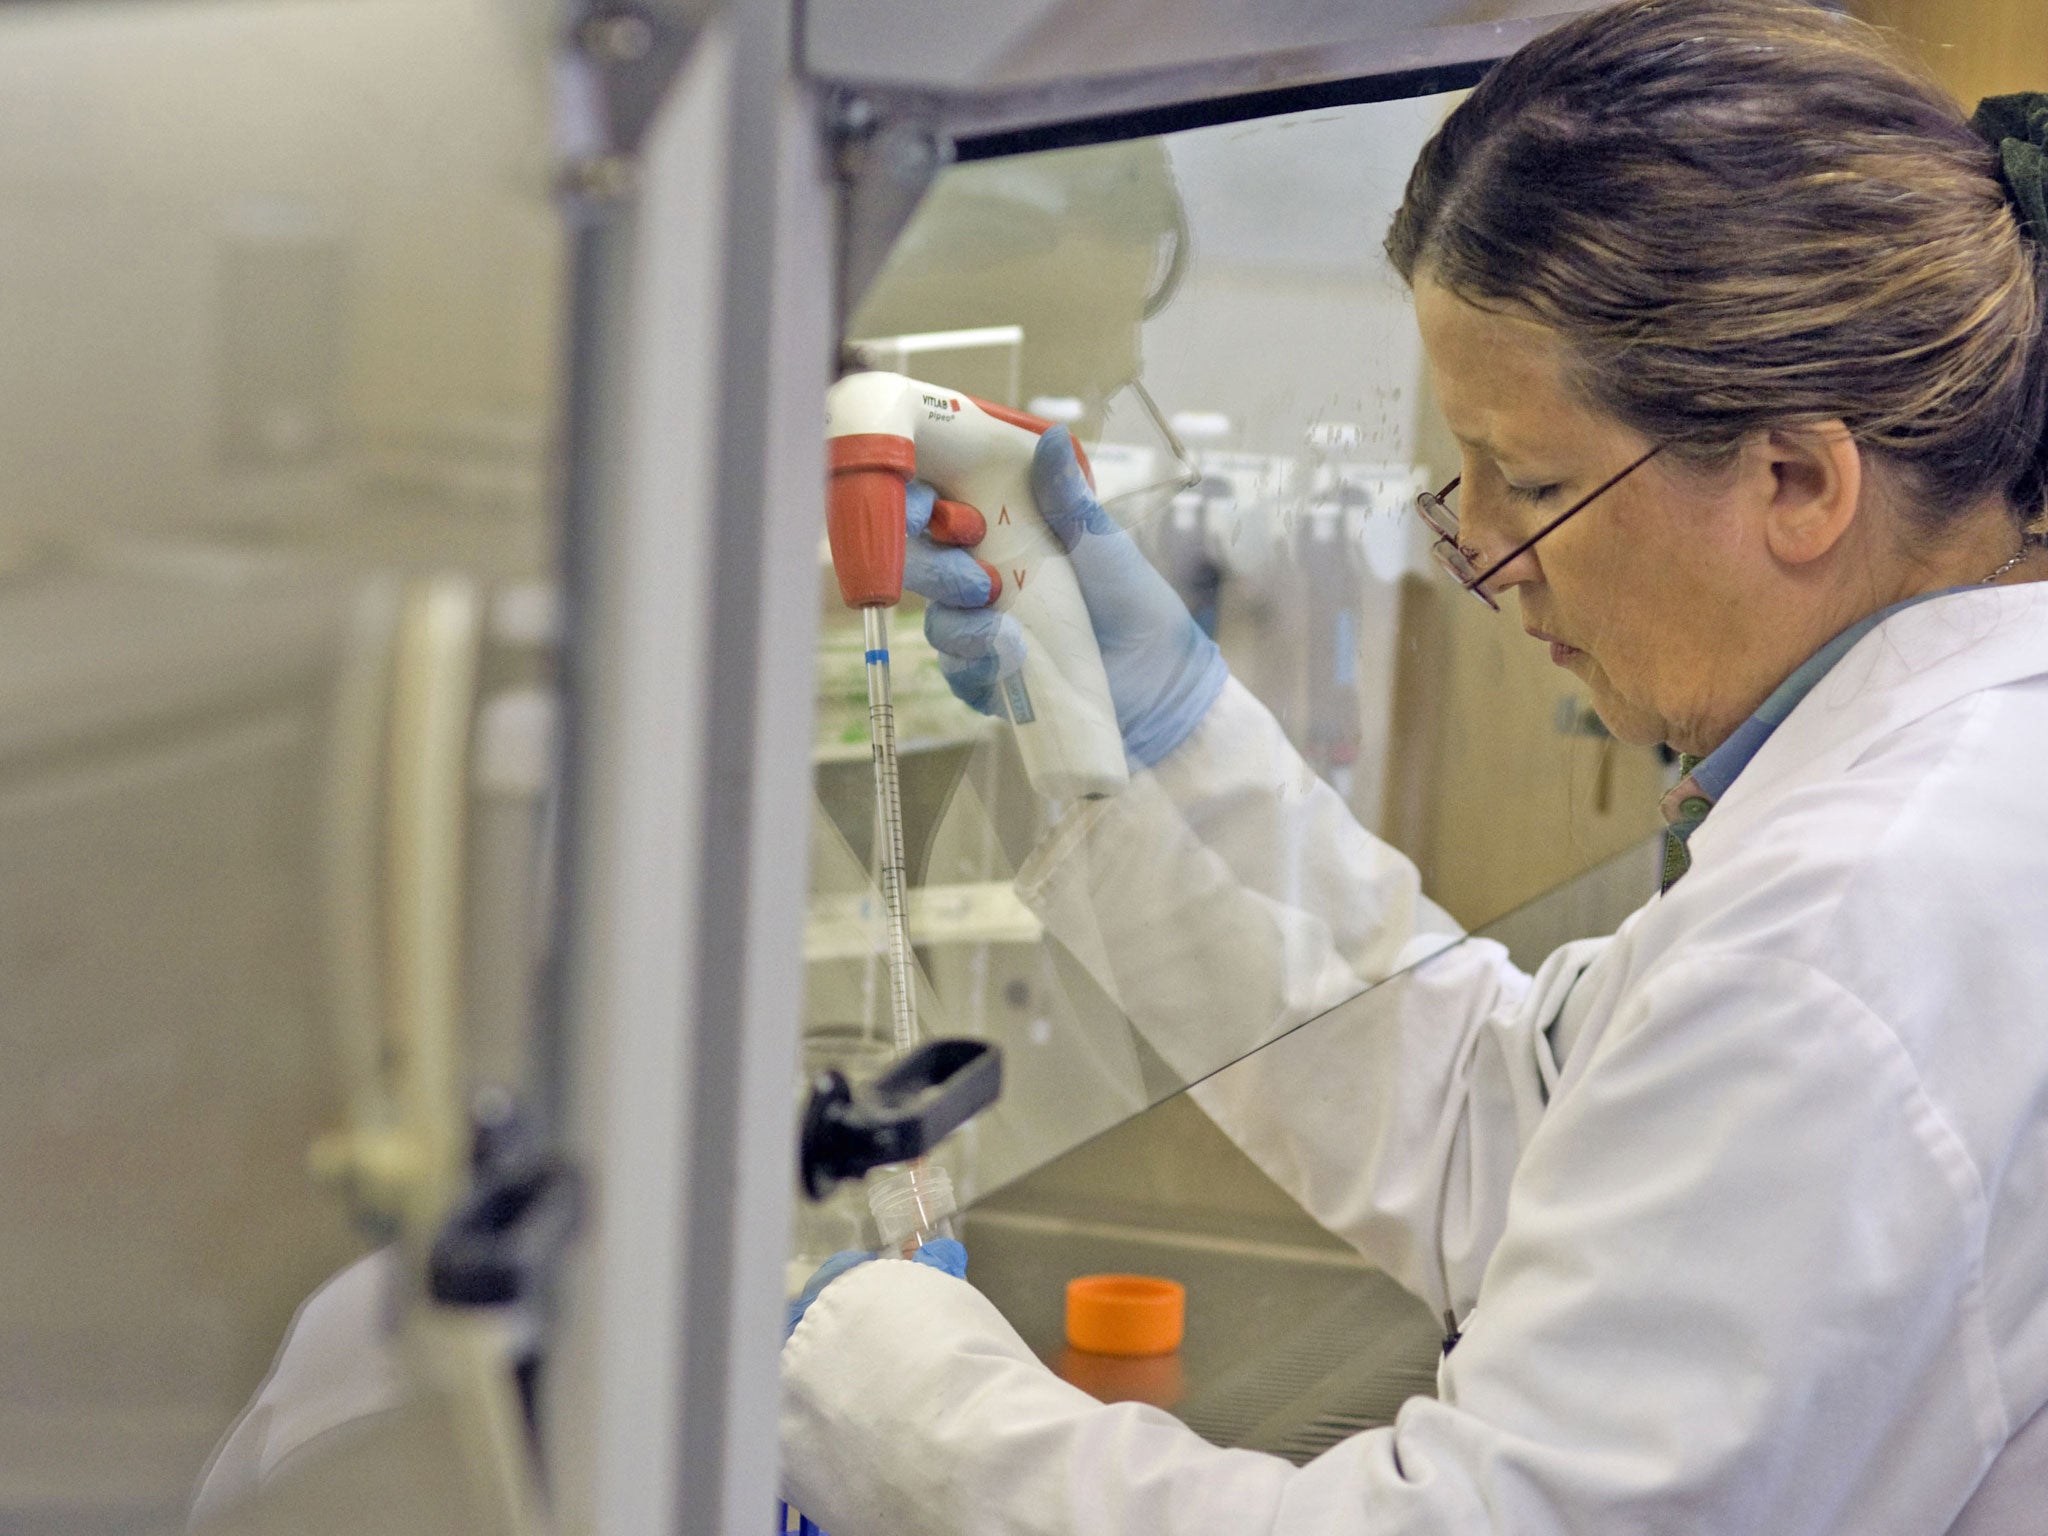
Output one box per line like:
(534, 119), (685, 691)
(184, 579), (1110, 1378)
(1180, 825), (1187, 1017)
(1971, 92), (2048, 243)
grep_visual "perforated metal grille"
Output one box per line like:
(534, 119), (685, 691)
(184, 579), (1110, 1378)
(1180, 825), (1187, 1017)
(1174, 1284), (1441, 1465)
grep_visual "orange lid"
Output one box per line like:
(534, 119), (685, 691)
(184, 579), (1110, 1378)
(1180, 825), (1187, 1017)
(1064, 1274), (1184, 1357)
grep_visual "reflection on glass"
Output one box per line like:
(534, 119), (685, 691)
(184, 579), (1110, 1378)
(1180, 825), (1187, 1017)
(0, 1), (563, 1527)
(1090, 377), (1203, 534)
(806, 90), (1673, 1247)
(798, 96), (1458, 1228)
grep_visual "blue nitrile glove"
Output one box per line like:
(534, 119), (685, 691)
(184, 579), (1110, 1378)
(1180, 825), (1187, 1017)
(784, 1238), (968, 1339)
(906, 426), (1228, 769)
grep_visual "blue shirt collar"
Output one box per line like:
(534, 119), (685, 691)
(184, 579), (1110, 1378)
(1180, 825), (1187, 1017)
(1690, 586), (1964, 802)
(1657, 585), (1979, 889)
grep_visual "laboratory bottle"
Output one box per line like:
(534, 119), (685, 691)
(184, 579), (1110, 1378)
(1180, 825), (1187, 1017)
(867, 1162), (956, 1259)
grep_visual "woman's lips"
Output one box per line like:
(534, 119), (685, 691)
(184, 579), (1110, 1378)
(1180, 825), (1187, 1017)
(1526, 627), (1583, 666)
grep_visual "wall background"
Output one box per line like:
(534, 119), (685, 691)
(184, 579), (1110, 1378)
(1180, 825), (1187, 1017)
(1849, 0), (2048, 108)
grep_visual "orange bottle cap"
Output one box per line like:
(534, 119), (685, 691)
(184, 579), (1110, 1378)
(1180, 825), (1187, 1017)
(1064, 1274), (1185, 1357)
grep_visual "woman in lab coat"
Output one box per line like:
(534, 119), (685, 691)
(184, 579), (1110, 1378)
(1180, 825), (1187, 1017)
(782, 1), (2048, 1532)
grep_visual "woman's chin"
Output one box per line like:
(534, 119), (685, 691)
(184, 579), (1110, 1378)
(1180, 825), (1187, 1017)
(1584, 677), (1669, 748)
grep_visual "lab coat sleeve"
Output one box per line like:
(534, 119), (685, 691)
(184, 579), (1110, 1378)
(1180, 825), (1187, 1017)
(1014, 678), (1475, 1050)
(781, 953), (2002, 1536)
(187, 1250), (405, 1527)
(781, 1259), (1297, 1536)
(1014, 677), (1579, 1313)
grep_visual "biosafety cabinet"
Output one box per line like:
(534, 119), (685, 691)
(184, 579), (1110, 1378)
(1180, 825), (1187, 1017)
(0, 0), (1699, 1532)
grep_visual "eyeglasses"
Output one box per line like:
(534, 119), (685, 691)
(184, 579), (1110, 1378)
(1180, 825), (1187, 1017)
(1413, 443), (1667, 610)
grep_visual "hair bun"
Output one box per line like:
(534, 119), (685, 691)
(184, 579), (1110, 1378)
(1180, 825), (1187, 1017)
(1972, 93), (2048, 244)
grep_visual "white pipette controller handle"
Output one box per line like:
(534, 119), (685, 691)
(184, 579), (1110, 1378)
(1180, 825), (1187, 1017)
(826, 371), (1129, 800)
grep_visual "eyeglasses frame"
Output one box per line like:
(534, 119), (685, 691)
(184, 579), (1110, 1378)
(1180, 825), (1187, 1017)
(1414, 442), (1668, 610)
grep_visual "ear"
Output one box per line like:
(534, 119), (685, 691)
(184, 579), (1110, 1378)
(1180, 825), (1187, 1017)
(1759, 423), (1861, 567)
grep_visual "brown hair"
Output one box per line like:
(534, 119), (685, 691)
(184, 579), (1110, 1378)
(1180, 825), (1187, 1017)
(1387, 0), (2048, 532)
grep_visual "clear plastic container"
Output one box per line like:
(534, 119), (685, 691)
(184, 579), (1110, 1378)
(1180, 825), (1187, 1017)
(868, 1162), (957, 1258)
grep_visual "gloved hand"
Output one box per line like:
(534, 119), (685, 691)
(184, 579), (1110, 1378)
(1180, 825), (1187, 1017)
(906, 426), (1228, 769)
(784, 1238), (968, 1339)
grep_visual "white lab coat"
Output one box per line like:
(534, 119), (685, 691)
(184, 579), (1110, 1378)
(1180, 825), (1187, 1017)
(188, 1250), (406, 1526)
(781, 580), (2048, 1536)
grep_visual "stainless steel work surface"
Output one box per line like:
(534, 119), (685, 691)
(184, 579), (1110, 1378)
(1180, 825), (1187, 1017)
(962, 1210), (1442, 1464)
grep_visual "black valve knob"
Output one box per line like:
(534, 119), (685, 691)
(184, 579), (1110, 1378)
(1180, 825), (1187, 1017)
(798, 1037), (1002, 1200)
(430, 1095), (582, 1309)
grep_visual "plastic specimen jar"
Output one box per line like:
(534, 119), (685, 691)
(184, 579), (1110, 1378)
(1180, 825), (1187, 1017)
(867, 1163), (956, 1258)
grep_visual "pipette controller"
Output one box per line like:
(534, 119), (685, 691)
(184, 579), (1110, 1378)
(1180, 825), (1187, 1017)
(826, 371), (1129, 803)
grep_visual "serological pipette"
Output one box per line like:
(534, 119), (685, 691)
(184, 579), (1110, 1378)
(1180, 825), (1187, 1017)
(860, 605), (919, 1057)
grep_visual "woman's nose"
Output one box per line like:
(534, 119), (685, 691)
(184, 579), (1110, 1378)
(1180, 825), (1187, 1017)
(1474, 541), (1543, 599)
(1457, 484), (1542, 596)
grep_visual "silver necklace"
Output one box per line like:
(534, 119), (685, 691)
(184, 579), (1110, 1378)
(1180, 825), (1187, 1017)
(1979, 541), (2036, 585)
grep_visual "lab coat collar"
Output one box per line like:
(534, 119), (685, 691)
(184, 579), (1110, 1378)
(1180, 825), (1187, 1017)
(1684, 580), (2048, 867)
(1687, 585), (1956, 806)
(1655, 585), (1961, 889)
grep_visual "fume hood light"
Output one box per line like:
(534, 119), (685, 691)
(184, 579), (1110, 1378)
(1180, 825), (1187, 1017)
(1169, 410), (1232, 443)
(1026, 396), (1086, 424)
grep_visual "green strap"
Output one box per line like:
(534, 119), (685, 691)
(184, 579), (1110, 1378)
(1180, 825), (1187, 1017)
(1661, 753), (1704, 892)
